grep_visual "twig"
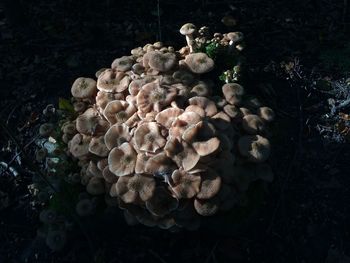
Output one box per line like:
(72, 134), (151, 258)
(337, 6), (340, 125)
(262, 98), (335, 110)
(148, 249), (168, 263)
(204, 240), (219, 263)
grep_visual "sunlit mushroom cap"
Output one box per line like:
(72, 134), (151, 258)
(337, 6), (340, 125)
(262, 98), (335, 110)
(97, 69), (130, 93)
(104, 123), (131, 150)
(155, 107), (184, 128)
(71, 77), (97, 99)
(103, 100), (137, 125)
(242, 114), (265, 134)
(222, 83), (245, 105)
(76, 108), (110, 136)
(136, 80), (177, 113)
(146, 187), (179, 216)
(108, 142), (137, 176)
(238, 135), (271, 163)
(148, 51), (177, 72)
(184, 53), (214, 74)
(134, 122), (166, 153)
(111, 56), (134, 72)
(188, 96), (217, 117)
(180, 23), (196, 35)
(69, 134), (91, 158)
(96, 91), (125, 111)
(88, 136), (109, 157)
(170, 169), (201, 199)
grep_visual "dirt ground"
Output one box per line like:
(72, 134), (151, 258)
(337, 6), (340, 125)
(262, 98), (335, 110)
(0, 0), (349, 262)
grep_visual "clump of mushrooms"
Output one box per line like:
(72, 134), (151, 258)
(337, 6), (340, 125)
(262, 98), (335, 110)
(42, 23), (275, 231)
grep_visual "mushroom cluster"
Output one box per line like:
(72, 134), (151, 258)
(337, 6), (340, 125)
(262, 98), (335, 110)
(60, 23), (274, 230)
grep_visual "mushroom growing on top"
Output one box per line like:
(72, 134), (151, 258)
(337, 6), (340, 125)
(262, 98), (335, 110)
(180, 23), (197, 53)
(71, 77), (97, 99)
(184, 53), (214, 74)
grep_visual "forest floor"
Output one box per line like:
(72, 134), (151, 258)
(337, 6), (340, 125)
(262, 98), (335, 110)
(0, 0), (350, 262)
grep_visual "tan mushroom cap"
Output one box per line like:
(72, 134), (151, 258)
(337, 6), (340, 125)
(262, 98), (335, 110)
(155, 107), (184, 128)
(196, 168), (222, 199)
(87, 161), (103, 177)
(108, 142), (137, 176)
(238, 135), (271, 163)
(170, 169), (201, 199)
(128, 77), (155, 96)
(180, 23), (196, 35)
(188, 96), (218, 117)
(111, 56), (134, 72)
(258, 107), (275, 122)
(134, 122), (166, 153)
(223, 104), (241, 119)
(145, 153), (177, 175)
(86, 177), (105, 195)
(71, 77), (97, 99)
(136, 80), (177, 113)
(96, 91), (124, 111)
(148, 51), (177, 72)
(185, 53), (214, 74)
(62, 122), (77, 135)
(76, 108), (110, 136)
(222, 83), (245, 105)
(194, 196), (220, 216)
(185, 105), (205, 117)
(103, 100), (137, 125)
(190, 81), (212, 96)
(135, 153), (151, 174)
(211, 111), (231, 130)
(145, 187), (179, 216)
(69, 134), (91, 158)
(102, 166), (119, 183)
(242, 114), (265, 134)
(88, 136), (109, 157)
(169, 111), (202, 138)
(97, 69), (130, 92)
(164, 137), (200, 171)
(104, 123), (131, 150)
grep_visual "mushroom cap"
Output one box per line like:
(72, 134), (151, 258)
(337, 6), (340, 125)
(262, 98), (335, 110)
(88, 136), (109, 157)
(69, 134), (91, 158)
(222, 83), (245, 105)
(145, 153), (177, 175)
(148, 51), (177, 72)
(211, 111), (231, 130)
(188, 96), (217, 117)
(190, 81), (212, 96)
(86, 177), (105, 195)
(96, 91), (124, 111)
(184, 53), (214, 74)
(242, 114), (265, 134)
(104, 123), (131, 150)
(134, 122), (166, 153)
(97, 69), (130, 93)
(39, 123), (54, 137)
(111, 56), (134, 72)
(145, 187), (179, 216)
(136, 80), (177, 113)
(76, 108), (110, 136)
(155, 107), (184, 128)
(194, 196), (220, 216)
(258, 107), (275, 122)
(108, 142), (137, 176)
(223, 104), (241, 119)
(170, 169), (201, 199)
(135, 153), (151, 174)
(71, 77), (97, 99)
(103, 100), (137, 125)
(180, 23), (197, 35)
(227, 32), (244, 42)
(102, 165), (119, 183)
(164, 137), (200, 171)
(238, 135), (271, 163)
(196, 168), (222, 199)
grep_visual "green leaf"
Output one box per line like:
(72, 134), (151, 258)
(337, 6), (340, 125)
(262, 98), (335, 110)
(58, 98), (74, 113)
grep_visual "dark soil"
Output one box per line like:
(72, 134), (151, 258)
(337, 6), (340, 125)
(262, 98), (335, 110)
(1, 0), (350, 262)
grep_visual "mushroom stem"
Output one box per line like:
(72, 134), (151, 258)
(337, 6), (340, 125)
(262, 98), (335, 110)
(186, 35), (196, 53)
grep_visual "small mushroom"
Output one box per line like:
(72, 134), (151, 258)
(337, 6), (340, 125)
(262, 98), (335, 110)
(134, 122), (166, 153)
(238, 135), (271, 163)
(242, 114), (265, 134)
(96, 91), (125, 111)
(104, 124), (131, 150)
(88, 136), (109, 157)
(69, 134), (91, 158)
(170, 169), (201, 199)
(97, 69), (130, 93)
(180, 23), (197, 53)
(155, 107), (184, 128)
(108, 142), (137, 176)
(76, 108), (110, 136)
(257, 107), (275, 122)
(188, 96), (217, 117)
(184, 53), (214, 74)
(148, 51), (177, 72)
(71, 77), (97, 99)
(222, 83), (245, 105)
(194, 196), (220, 216)
(196, 168), (221, 199)
(103, 100), (137, 125)
(111, 56), (134, 72)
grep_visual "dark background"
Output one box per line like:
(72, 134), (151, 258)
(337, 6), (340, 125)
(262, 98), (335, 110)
(0, 0), (350, 262)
